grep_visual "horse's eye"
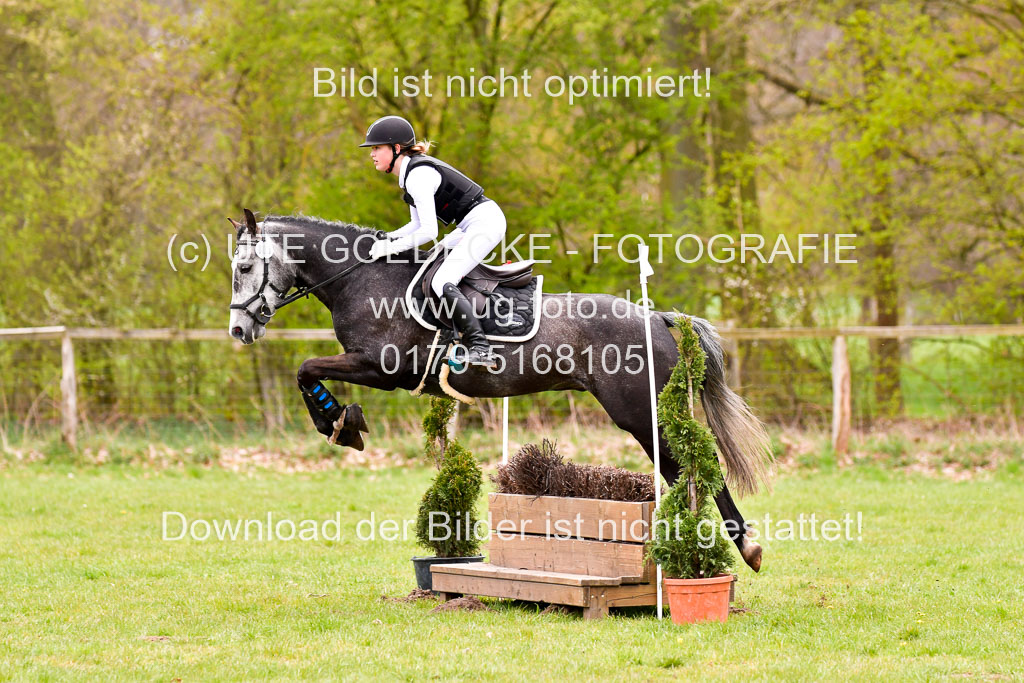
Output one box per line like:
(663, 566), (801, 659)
(239, 263), (253, 274)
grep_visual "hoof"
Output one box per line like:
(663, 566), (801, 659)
(352, 404), (369, 433)
(326, 404), (369, 451)
(740, 539), (762, 573)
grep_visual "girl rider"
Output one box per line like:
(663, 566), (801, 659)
(363, 115), (504, 368)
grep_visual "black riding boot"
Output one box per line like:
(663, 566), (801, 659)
(441, 283), (496, 368)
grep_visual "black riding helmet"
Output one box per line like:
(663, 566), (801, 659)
(359, 116), (416, 147)
(359, 116), (416, 173)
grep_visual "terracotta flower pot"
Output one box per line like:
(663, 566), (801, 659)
(663, 574), (733, 624)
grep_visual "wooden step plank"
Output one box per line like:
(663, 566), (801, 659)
(489, 493), (654, 543)
(488, 535), (653, 583)
(430, 571), (669, 618)
(431, 571), (592, 607)
(429, 562), (623, 586)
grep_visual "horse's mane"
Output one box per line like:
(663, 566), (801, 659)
(263, 213), (378, 237)
(262, 213), (434, 259)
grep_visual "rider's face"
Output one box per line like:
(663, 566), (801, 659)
(369, 144), (397, 173)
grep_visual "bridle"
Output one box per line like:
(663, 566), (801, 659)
(229, 235), (372, 325)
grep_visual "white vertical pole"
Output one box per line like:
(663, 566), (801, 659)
(637, 243), (662, 620)
(831, 335), (851, 461)
(502, 396), (509, 464)
(60, 331), (78, 449)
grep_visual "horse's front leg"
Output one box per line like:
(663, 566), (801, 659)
(296, 351), (397, 450)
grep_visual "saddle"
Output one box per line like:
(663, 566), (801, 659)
(421, 253), (534, 318)
(405, 246), (545, 342)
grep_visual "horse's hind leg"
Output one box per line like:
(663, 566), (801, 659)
(713, 482), (761, 571)
(589, 376), (762, 572)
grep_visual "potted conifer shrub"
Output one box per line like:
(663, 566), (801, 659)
(647, 316), (736, 624)
(412, 397), (484, 591)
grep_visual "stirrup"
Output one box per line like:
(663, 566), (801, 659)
(462, 345), (497, 368)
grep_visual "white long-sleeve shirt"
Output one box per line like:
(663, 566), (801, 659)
(386, 156), (441, 251)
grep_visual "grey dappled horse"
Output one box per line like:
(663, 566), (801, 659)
(227, 210), (772, 571)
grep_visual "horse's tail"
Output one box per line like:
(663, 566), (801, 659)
(663, 313), (774, 497)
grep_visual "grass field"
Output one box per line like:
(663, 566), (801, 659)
(2, 453), (1022, 681)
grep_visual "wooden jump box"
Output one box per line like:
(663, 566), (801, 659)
(431, 493), (665, 619)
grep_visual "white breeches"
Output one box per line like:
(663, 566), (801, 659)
(431, 200), (507, 298)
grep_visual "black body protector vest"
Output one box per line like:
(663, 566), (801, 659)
(401, 154), (488, 225)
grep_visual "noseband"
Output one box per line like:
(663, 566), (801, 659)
(228, 240), (290, 325)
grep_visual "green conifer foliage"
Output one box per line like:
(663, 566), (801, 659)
(647, 316), (735, 579)
(416, 397), (482, 558)
(422, 396), (457, 468)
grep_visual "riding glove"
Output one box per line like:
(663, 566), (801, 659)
(369, 238), (404, 260)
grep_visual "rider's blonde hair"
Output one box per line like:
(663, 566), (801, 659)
(403, 139), (433, 155)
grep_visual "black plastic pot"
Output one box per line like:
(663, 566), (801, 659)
(411, 555), (484, 591)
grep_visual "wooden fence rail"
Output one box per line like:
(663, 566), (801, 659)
(3, 325), (1023, 453)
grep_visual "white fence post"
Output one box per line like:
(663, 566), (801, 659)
(60, 331), (78, 449)
(831, 335), (851, 459)
(729, 338), (742, 391)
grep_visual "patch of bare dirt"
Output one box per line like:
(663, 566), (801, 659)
(539, 604), (575, 616)
(381, 588), (438, 603)
(218, 445), (412, 473)
(430, 596), (491, 613)
(771, 418), (1023, 480)
(7, 419), (1019, 480)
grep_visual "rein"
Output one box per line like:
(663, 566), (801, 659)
(277, 259), (366, 308)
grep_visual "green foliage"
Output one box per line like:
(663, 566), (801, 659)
(416, 396), (481, 557)
(656, 316), (723, 501)
(421, 397), (456, 467)
(415, 441), (483, 558)
(647, 315), (734, 579)
(647, 484), (734, 580)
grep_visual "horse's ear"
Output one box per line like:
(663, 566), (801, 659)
(243, 208), (258, 236)
(227, 217), (243, 233)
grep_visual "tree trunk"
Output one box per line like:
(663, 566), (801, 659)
(659, 10), (704, 222)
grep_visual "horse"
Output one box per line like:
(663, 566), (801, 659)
(227, 209), (773, 571)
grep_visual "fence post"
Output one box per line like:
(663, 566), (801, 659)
(727, 338), (742, 391)
(60, 332), (78, 449)
(448, 400), (460, 441)
(831, 335), (851, 460)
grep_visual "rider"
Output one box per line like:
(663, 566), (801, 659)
(363, 115), (503, 368)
